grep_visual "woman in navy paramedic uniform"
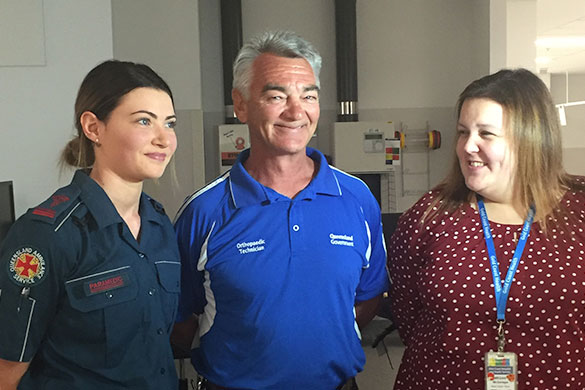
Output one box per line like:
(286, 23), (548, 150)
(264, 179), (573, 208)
(0, 60), (181, 389)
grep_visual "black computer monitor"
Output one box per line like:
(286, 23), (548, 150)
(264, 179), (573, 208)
(354, 173), (382, 207)
(0, 181), (16, 246)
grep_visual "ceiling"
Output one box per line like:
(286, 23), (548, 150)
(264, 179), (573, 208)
(536, 0), (585, 74)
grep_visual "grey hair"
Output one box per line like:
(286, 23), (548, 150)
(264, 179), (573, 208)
(232, 30), (322, 98)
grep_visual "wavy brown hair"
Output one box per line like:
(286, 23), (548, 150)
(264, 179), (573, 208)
(426, 68), (584, 231)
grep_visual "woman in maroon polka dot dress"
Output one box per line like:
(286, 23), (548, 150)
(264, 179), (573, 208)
(388, 68), (585, 390)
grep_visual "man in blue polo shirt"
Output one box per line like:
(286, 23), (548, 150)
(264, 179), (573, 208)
(173, 30), (389, 390)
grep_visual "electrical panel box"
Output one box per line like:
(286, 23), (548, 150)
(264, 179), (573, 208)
(331, 121), (396, 173)
(218, 124), (249, 174)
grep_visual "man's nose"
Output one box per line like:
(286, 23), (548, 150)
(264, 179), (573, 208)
(282, 98), (304, 120)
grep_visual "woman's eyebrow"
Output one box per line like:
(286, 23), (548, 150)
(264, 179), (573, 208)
(131, 110), (177, 121)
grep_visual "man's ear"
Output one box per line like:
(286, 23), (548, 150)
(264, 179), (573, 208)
(232, 89), (248, 123)
(79, 111), (103, 143)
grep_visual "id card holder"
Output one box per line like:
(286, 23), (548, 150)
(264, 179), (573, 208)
(485, 351), (518, 390)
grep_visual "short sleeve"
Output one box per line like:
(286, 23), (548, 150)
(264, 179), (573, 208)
(387, 194), (433, 345)
(174, 205), (208, 322)
(0, 219), (68, 362)
(355, 191), (390, 302)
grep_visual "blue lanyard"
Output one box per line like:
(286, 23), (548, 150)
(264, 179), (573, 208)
(477, 195), (535, 322)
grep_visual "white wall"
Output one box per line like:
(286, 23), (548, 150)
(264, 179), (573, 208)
(0, 1), (113, 217)
(490, 0), (508, 72)
(506, 0), (537, 71)
(357, 0), (488, 110)
(490, 0), (538, 73)
(0, 1), (45, 66)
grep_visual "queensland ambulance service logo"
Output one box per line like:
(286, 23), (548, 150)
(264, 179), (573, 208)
(8, 247), (47, 286)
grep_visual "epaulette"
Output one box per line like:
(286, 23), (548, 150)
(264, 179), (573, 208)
(148, 196), (167, 215)
(28, 185), (82, 225)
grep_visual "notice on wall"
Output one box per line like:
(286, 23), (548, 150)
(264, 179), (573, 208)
(218, 124), (249, 173)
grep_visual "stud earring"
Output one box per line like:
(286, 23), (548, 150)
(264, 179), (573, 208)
(94, 138), (101, 147)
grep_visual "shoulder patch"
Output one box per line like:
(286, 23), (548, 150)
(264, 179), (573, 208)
(7, 246), (47, 286)
(29, 186), (80, 224)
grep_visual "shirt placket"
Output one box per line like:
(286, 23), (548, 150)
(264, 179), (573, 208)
(288, 200), (306, 257)
(121, 222), (172, 381)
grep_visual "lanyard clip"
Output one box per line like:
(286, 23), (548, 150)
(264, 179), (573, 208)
(497, 320), (506, 352)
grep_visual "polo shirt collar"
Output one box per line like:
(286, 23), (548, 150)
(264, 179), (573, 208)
(228, 147), (342, 209)
(301, 147), (343, 199)
(228, 149), (271, 208)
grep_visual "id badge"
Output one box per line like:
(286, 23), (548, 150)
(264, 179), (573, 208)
(485, 351), (518, 390)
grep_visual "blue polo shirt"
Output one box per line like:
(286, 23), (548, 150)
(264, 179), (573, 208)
(0, 170), (180, 389)
(175, 148), (389, 389)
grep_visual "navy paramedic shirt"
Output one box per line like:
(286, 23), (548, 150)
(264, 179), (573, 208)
(0, 170), (180, 390)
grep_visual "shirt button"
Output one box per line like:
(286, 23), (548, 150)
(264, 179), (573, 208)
(292, 224), (300, 232)
(157, 328), (164, 335)
(148, 288), (156, 296)
(105, 292), (113, 299)
(160, 368), (166, 375)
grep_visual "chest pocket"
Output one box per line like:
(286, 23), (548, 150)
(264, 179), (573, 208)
(65, 266), (140, 368)
(154, 260), (180, 328)
(155, 261), (180, 293)
(65, 266), (138, 312)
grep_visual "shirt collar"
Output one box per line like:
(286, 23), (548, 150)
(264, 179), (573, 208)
(139, 194), (167, 226)
(72, 170), (164, 229)
(228, 147), (342, 209)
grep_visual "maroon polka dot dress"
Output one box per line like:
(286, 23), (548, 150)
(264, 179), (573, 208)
(388, 183), (585, 389)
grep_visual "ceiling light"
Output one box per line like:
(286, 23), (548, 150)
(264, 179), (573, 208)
(535, 36), (585, 48)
